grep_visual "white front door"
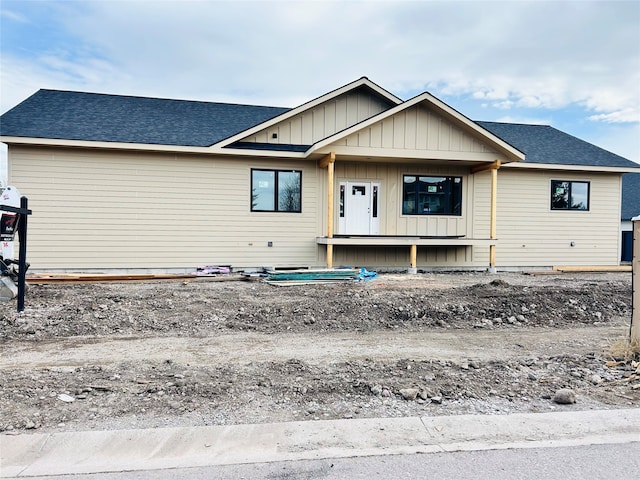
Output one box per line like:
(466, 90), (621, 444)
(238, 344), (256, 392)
(339, 181), (380, 235)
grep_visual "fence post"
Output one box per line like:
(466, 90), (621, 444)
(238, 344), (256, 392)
(632, 216), (639, 343)
(17, 197), (29, 313)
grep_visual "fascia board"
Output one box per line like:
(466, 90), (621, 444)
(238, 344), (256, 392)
(503, 162), (640, 173)
(211, 77), (403, 149)
(306, 92), (526, 162)
(1, 136), (214, 154)
(0, 136), (307, 158)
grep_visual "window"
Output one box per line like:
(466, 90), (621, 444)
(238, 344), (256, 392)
(551, 180), (589, 211)
(251, 169), (301, 212)
(402, 175), (462, 216)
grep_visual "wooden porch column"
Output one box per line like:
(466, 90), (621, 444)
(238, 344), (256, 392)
(319, 152), (336, 268)
(471, 160), (501, 272)
(409, 244), (417, 274)
(489, 163), (499, 270)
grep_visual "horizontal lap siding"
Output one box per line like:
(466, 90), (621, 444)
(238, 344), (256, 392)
(487, 169), (621, 267)
(9, 147), (320, 270)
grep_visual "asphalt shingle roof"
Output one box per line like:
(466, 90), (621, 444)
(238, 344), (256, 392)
(477, 121), (638, 169)
(622, 173), (640, 220)
(1, 89), (638, 171)
(0, 89), (290, 147)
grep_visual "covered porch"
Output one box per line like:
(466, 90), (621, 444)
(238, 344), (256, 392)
(317, 151), (504, 272)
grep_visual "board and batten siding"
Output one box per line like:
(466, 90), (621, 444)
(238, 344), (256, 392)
(334, 161), (471, 237)
(321, 161), (486, 268)
(240, 88), (393, 146)
(335, 104), (496, 154)
(473, 168), (622, 267)
(9, 146), (322, 271)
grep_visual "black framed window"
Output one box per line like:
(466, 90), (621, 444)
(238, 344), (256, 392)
(251, 169), (301, 212)
(551, 180), (589, 211)
(402, 175), (462, 216)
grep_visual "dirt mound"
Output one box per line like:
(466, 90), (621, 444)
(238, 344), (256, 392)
(0, 272), (636, 433)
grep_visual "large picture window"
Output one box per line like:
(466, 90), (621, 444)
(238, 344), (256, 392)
(551, 180), (589, 211)
(402, 175), (462, 216)
(251, 169), (301, 212)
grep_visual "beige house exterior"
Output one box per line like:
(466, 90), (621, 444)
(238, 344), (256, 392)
(2, 78), (639, 273)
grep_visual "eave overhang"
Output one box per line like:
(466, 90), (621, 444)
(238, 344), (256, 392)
(0, 136), (309, 158)
(503, 162), (640, 174)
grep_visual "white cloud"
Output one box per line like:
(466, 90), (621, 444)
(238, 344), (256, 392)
(589, 109), (640, 124)
(1, 0), (639, 169)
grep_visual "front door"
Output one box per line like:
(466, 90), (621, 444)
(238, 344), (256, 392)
(339, 181), (380, 235)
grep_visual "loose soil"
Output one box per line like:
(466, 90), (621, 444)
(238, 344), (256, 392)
(0, 271), (638, 434)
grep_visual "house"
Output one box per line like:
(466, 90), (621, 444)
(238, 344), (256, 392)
(621, 173), (640, 262)
(1, 77), (639, 273)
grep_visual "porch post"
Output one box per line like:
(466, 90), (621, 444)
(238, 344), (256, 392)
(489, 162), (500, 272)
(409, 244), (417, 274)
(471, 159), (501, 273)
(319, 152), (336, 268)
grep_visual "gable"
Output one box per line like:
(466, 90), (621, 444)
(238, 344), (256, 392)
(233, 85), (397, 147)
(330, 103), (498, 156)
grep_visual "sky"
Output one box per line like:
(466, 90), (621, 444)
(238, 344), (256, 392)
(1, 0), (639, 182)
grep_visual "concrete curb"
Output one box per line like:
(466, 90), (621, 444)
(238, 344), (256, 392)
(1, 409), (639, 478)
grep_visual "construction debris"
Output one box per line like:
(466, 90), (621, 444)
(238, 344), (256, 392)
(195, 265), (231, 276)
(261, 267), (377, 286)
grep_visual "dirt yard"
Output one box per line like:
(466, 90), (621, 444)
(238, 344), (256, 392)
(0, 271), (638, 434)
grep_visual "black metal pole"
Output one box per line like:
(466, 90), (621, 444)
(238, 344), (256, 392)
(17, 196), (28, 313)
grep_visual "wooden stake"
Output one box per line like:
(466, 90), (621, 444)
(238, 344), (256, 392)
(631, 217), (640, 343)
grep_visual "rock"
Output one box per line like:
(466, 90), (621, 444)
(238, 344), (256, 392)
(469, 360), (480, 369)
(399, 388), (419, 401)
(431, 396), (443, 404)
(370, 384), (383, 396)
(381, 388), (391, 398)
(552, 388), (576, 404)
(57, 393), (75, 403)
(418, 388), (433, 400)
(24, 420), (36, 429)
(589, 374), (603, 385)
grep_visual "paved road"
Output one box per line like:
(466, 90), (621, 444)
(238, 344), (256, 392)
(23, 442), (640, 480)
(3, 409), (639, 479)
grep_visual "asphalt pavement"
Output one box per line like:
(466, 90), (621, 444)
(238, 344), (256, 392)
(1, 408), (639, 478)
